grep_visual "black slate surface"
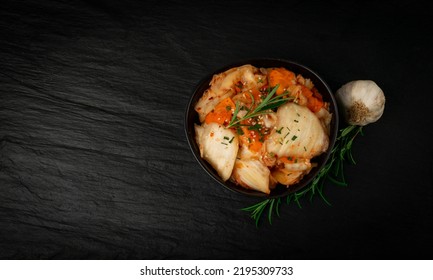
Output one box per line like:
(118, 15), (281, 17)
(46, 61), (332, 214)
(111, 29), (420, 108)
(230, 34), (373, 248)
(1, 0), (432, 259)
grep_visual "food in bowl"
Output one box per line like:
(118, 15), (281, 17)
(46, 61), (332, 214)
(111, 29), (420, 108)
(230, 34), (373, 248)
(194, 64), (332, 194)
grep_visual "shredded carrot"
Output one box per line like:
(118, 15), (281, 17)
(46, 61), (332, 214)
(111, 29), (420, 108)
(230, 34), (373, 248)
(238, 126), (264, 152)
(268, 68), (296, 95)
(244, 87), (262, 103)
(300, 85), (324, 112)
(307, 97), (324, 113)
(248, 141), (262, 152)
(204, 97), (236, 125)
(312, 88), (323, 101)
(301, 85), (313, 98)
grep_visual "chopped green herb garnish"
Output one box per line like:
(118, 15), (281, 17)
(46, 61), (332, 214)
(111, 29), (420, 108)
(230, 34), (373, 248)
(236, 127), (244, 135)
(229, 137), (235, 143)
(284, 131), (290, 139)
(276, 127), (284, 134)
(226, 106), (231, 111)
(223, 136), (230, 140)
(304, 146), (307, 151)
(294, 120), (299, 123)
(297, 113), (300, 117)
(248, 123), (262, 131)
(221, 142), (228, 145)
(291, 135), (298, 141)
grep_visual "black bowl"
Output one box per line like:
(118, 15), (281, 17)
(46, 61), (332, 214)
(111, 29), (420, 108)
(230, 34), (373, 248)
(185, 58), (339, 198)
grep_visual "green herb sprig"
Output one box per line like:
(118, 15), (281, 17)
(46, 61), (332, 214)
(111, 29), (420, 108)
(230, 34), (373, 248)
(242, 125), (363, 226)
(227, 85), (293, 128)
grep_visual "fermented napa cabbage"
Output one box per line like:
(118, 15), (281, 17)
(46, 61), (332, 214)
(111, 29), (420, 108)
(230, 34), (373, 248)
(232, 159), (271, 194)
(265, 103), (329, 159)
(195, 123), (239, 181)
(271, 158), (312, 185)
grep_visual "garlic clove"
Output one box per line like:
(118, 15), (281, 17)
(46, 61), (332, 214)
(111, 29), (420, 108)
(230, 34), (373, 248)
(336, 80), (385, 126)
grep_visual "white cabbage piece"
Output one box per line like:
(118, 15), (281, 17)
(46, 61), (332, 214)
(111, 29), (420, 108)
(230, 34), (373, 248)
(271, 159), (312, 186)
(283, 159), (312, 171)
(261, 112), (277, 128)
(194, 65), (258, 122)
(296, 74), (314, 90)
(237, 145), (257, 160)
(315, 107), (332, 135)
(195, 123), (238, 181)
(272, 169), (303, 186)
(265, 103), (329, 159)
(232, 159), (270, 194)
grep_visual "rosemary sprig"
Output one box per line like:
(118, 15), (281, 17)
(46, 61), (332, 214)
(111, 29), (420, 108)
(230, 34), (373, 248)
(242, 124), (363, 226)
(241, 198), (282, 227)
(227, 85), (293, 128)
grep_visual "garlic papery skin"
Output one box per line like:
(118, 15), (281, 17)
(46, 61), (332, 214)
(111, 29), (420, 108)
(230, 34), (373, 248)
(335, 80), (385, 126)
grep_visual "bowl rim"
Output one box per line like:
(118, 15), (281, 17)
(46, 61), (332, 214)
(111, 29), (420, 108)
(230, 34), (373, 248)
(184, 58), (339, 198)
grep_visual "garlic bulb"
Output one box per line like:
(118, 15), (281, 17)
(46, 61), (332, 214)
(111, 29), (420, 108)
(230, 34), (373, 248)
(336, 80), (385, 126)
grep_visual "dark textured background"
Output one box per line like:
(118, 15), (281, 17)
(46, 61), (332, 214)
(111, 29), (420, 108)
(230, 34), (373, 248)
(1, 0), (432, 259)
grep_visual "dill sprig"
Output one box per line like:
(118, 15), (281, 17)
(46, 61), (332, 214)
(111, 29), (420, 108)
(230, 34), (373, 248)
(227, 85), (293, 128)
(242, 125), (363, 226)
